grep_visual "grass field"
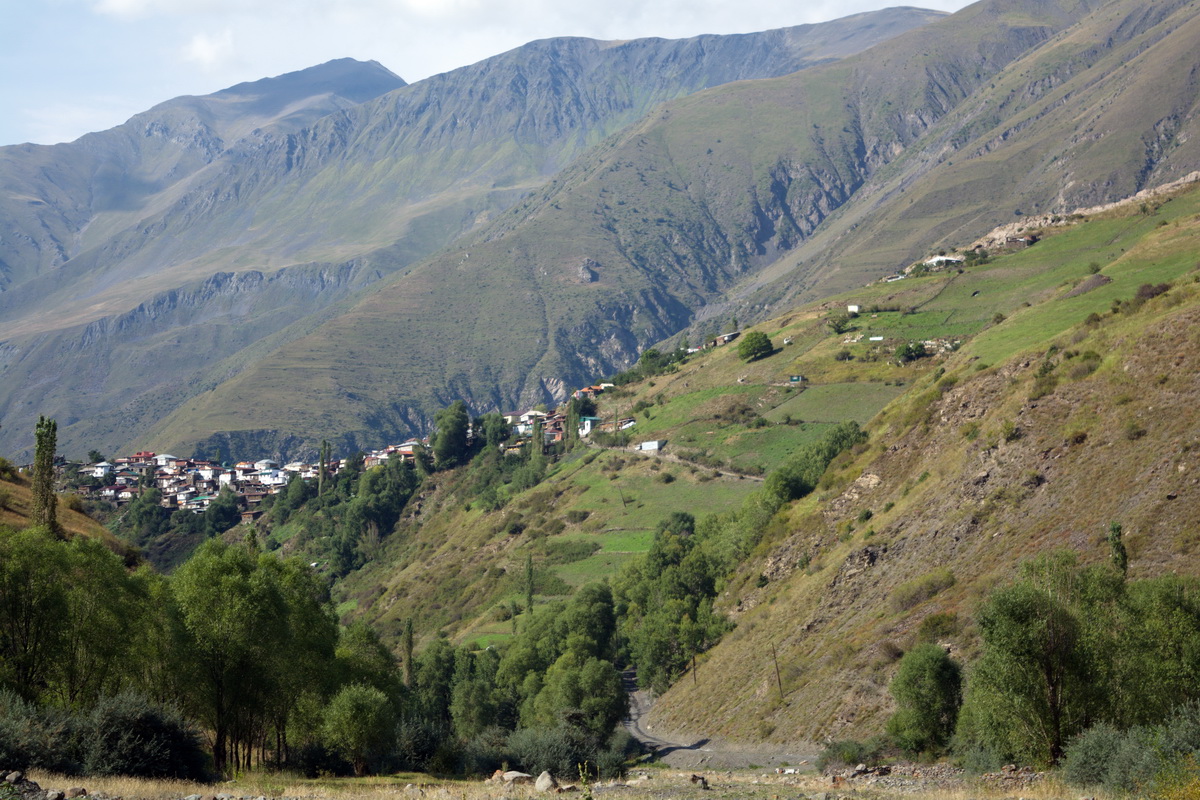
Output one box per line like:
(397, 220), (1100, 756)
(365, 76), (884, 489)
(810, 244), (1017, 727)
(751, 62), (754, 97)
(763, 383), (907, 424)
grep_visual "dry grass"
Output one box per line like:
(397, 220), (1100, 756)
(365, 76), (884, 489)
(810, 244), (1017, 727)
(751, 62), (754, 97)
(23, 769), (1121, 800)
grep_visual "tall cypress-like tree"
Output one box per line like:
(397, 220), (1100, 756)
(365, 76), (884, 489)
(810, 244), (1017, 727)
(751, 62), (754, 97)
(318, 440), (330, 496)
(32, 415), (59, 535)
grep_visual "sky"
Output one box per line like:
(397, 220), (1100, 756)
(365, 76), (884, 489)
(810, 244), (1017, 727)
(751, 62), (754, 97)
(0, 0), (973, 148)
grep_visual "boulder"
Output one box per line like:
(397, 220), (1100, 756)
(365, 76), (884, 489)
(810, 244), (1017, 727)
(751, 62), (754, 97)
(502, 771), (533, 785)
(65, 789), (87, 799)
(4, 773), (22, 784)
(45, 792), (64, 800)
(535, 771), (558, 793)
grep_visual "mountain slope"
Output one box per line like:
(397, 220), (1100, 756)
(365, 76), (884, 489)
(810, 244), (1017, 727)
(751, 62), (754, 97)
(644, 183), (1200, 745)
(727, 0), (1200, 315)
(306, 177), (1200, 747)
(147, 0), (1157, 459)
(0, 9), (942, 460)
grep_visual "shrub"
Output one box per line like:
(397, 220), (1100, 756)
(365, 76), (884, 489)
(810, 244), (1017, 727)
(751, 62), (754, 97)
(916, 612), (959, 643)
(1135, 283), (1170, 301)
(0, 690), (78, 774)
(1029, 374), (1058, 400)
(886, 644), (962, 755)
(1062, 723), (1124, 787)
(459, 727), (512, 776)
(816, 738), (885, 773)
(543, 539), (601, 565)
(79, 693), (209, 780)
(892, 569), (956, 611)
(507, 724), (596, 778)
(565, 510), (590, 524)
(394, 717), (452, 772)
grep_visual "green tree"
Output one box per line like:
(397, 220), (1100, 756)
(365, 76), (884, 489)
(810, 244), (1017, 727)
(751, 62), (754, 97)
(318, 440), (331, 496)
(528, 653), (625, 737)
(736, 331), (773, 362)
(432, 401), (470, 468)
(764, 421), (866, 503)
(204, 486), (241, 537)
(51, 536), (145, 707)
(0, 526), (68, 699)
(402, 617), (416, 688)
(31, 416), (58, 534)
(1108, 521), (1128, 578)
(337, 620), (399, 698)
(827, 313), (853, 334)
(450, 647), (499, 739)
(886, 643), (962, 754)
(895, 341), (928, 363)
(171, 539), (289, 773)
(956, 552), (1120, 765)
(87, 450), (106, 464)
(323, 683), (395, 776)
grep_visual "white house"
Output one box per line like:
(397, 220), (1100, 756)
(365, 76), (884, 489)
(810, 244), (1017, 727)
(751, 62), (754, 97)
(578, 416), (603, 437)
(635, 440), (665, 452)
(847, 304), (861, 314)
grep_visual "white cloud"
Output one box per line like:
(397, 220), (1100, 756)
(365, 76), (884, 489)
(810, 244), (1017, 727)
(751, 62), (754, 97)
(184, 28), (235, 70)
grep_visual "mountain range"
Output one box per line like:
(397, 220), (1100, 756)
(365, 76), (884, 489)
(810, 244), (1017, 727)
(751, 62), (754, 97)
(3, 0), (1200, 461)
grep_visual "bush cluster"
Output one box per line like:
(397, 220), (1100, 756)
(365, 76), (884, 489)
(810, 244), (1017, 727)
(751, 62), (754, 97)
(0, 690), (208, 780)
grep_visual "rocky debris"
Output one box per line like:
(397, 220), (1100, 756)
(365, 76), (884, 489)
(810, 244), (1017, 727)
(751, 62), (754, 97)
(0, 774), (113, 800)
(577, 259), (600, 283)
(981, 762), (1046, 788)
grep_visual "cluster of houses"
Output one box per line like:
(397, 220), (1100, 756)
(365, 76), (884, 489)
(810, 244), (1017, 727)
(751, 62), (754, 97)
(68, 381), (647, 516)
(75, 451), (326, 517)
(497, 384), (636, 456)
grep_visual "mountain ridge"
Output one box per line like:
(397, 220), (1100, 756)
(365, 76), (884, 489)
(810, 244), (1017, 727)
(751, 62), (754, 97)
(0, 9), (945, 460)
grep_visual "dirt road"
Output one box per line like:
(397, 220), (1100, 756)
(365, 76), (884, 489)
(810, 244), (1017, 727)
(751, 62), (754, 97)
(621, 672), (817, 771)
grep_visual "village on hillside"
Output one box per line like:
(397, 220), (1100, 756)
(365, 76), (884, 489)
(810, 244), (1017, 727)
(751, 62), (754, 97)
(32, 382), (647, 521)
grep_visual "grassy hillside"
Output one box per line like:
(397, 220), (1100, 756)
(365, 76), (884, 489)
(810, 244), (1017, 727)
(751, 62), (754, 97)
(0, 470), (127, 551)
(642, 182), (1200, 745)
(289, 179), (1200, 751)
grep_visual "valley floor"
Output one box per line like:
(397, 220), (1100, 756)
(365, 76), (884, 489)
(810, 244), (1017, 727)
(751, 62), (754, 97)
(20, 766), (1078, 800)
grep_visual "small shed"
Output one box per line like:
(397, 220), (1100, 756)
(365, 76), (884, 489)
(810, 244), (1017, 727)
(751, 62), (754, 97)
(635, 440), (665, 452)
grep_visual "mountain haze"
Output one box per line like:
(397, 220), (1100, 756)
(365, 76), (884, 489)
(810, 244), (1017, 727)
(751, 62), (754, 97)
(0, 8), (944, 459)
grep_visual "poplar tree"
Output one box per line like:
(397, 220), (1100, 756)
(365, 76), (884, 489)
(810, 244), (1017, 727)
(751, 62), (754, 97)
(318, 440), (330, 496)
(32, 416), (59, 535)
